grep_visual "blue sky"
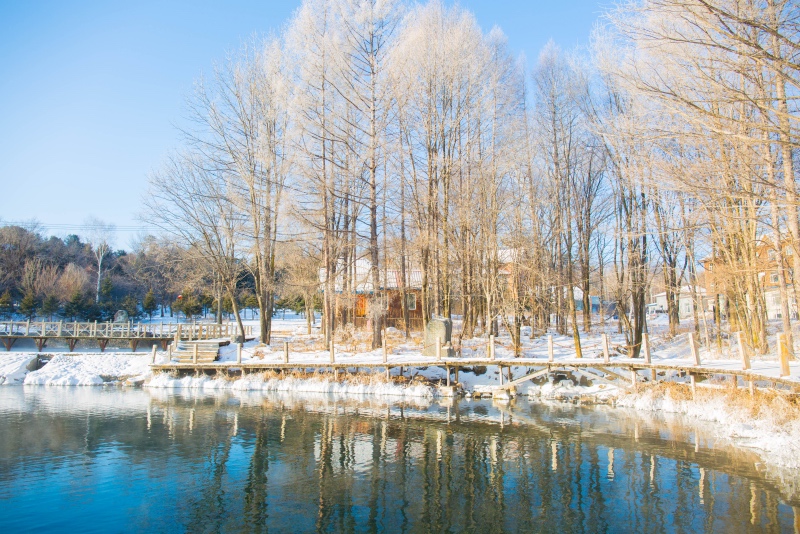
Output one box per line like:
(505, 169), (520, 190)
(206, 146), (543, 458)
(0, 0), (607, 248)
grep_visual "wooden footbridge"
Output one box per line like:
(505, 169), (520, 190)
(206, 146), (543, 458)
(150, 336), (800, 397)
(0, 321), (255, 352)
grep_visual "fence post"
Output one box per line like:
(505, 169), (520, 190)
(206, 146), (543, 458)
(58, 321), (63, 337)
(630, 368), (637, 390)
(779, 333), (791, 377)
(690, 374), (696, 400)
(736, 331), (750, 370)
(688, 332), (701, 365)
(151, 344), (157, 364)
(284, 341), (289, 364)
(489, 334), (495, 361)
(193, 344), (198, 364)
(382, 338), (387, 364)
(236, 342), (242, 364)
(436, 337), (442, 361)
(602, 333), (610, 364)
(642, 333), (652, 364)
(330, 341), (335, 364)
(548, 335), (554, 362)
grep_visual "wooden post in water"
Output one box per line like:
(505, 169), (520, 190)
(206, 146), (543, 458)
(283, 341), (289, 364)
(329, 341), (335, 364)
(548, 335), (554, 362)
(688, 332), (701, 365)
(736, 331), (750, 370)
(779, 333), (791, 377)
(630, 369), (637, 390)
(602, 333), (610, 364)
(236, 342), (242, 364)
(193, 344), (198, 364)
(499, 365), (504, 385)
(489, 335), (495, 361)
(151, 344), (157, 364)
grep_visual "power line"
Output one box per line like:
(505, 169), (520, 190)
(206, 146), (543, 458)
(1, 221), (156, 233)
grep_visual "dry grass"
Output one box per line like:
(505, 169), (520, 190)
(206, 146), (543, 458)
(637, 381), (800, 424)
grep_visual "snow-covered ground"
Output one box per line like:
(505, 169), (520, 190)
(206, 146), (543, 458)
(0, 354), (36, 385)
(20, 353), (151, 386)
(614, 386), (800, 470)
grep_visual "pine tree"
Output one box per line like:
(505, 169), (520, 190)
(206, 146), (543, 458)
(99, 276), (113, 300)
(98, 276), (114, 319)
(41, 295), (60, 320)
(0, 291), (12, 319)
(121, 295), (140, 320)
(63, 290), (85, 321)
(143, 289), (157, 321)
(19, 292), (37, 320)
(179, 294), (202, 320)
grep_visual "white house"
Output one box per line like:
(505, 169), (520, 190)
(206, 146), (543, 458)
(650, 286), (713, 319)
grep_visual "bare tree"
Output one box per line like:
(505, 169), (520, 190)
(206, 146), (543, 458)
(83, 216), (115, 303)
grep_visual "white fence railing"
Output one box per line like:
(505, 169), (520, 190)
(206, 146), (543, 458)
(0, 321), (254, 339)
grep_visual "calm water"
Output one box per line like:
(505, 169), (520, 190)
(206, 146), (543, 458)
(0, 387), (798, 533)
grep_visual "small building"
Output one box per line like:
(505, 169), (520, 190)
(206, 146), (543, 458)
(572, 287), (601, 313)
(322, 259), (425, 331)
(703, 240), (798, 321)
(650, 286), (713, 320)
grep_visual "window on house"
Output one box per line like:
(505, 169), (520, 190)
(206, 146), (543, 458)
(406, 293), (417, 311)
(768, 249), (777, 261)
(771, 273), (780, 284)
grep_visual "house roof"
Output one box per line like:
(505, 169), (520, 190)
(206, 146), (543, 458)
(319, 259), (423, 293)
(652, 286), (707, 299)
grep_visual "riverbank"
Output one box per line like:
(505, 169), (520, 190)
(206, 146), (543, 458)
(3, 350), (800, 475)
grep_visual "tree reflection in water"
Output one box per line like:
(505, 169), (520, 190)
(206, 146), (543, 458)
(0, 387), (797, 533)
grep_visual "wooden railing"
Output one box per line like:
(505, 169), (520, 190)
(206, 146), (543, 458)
(0, 321), (254, 340)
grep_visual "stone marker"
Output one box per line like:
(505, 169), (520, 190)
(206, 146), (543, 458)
(113, 310), (129, 323)
(423, 317), (454, 357)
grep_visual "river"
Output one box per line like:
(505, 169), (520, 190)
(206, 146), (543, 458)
(0, 386), (797, 532)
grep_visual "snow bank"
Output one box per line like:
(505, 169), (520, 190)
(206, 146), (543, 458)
(0, 354), (37, 385)
(615, 387), (800, 470)
(526, 379), (620, 401)
(146, 373), (436, 399)
(24, 353), (152, 386)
